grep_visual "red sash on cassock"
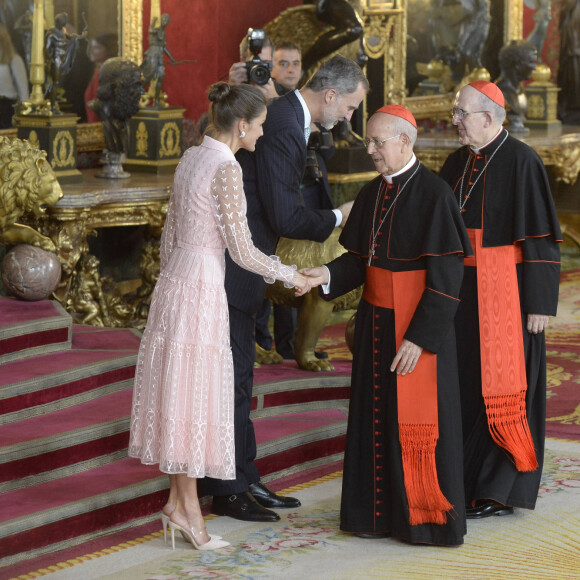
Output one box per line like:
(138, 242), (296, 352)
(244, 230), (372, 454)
(465, 228), (537, 472)
(363, 266), (453, 526)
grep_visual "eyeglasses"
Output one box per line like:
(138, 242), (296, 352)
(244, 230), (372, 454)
(362, 134), (401, 148)
(450, 108), (489, 121)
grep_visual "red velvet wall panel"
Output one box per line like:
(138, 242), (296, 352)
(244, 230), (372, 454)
(142, 0), (302, 120)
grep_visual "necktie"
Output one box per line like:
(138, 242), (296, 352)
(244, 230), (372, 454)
(304, 126), (311, 144)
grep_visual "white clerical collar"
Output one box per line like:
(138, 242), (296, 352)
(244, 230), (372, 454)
(383, 154), (417, 184)
(295, 89), (311, 133)
(471, 127), (503, 154)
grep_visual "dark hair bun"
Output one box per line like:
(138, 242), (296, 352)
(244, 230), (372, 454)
(208, 82), (232, 104)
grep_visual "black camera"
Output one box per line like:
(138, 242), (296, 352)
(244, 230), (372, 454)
(305, 128), (334, 182)
(245, 28), (272, 86)
(307, 129), (334, 152)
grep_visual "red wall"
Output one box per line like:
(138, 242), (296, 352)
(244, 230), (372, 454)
(142, 0), (302, 120)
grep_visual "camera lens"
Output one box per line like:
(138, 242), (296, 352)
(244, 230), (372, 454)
(249, 64), (270, 86)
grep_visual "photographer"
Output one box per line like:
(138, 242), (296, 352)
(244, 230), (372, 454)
(228, 29), (278, 100)
(271, 41), (302, 95)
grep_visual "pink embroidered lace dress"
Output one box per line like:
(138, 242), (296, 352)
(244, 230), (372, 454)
(129, 136), (296, 479)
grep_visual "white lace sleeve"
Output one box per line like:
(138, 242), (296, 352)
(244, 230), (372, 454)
(212, 162), (297, 287)
(160, 192), (177, 271)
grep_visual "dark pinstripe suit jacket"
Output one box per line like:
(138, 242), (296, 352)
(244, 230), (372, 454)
(224, 91), (337, 314)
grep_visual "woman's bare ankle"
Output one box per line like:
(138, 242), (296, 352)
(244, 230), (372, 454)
(162, 503), (175, 517)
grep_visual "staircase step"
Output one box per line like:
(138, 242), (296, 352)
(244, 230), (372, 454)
(0, 390), (134, 490)
(254, 409), (347, 480)
(0, 298), (72, 364)
(252, 375), (351, 418)
(0, 375), (349, 488)
(0, 310), (352, 569)
(0, 328), (141, 425)
(0, 457), (164, 562)
(0, 408), (347, 565)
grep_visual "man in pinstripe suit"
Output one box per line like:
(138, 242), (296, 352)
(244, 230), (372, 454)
(205, 55), (368, 522)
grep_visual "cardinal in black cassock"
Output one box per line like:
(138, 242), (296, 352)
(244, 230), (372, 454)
(303, 105), (472, 545)
(439, 81), (561, 518)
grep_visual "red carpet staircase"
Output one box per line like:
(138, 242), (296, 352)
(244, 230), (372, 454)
(0, 297), (350, 569)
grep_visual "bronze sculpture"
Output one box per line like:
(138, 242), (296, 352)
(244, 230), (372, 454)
(265, 1), (365, 78)
(301, 0), (365, 72)
(87, 57), (144, 176)
(455, 0), (491, 71)
(430, 0), (492, 83)
(525, 0), (552, 62)
(140, 14), (177, 108)
(44, 12), (87, 113)
(558, 0), (580, 124)
(496, 40), (537, 133)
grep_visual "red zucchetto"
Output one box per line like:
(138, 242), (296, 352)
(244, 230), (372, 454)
(375, 104), (417, 128)
(467, 81), (505, 108)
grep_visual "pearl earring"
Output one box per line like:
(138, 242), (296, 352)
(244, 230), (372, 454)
(239, 130), (246, 138)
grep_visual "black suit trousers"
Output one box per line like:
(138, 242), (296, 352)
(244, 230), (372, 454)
(202, 304), (260, 495)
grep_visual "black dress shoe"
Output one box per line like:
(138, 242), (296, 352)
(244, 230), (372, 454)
(466, 500), (514, 519)
(355, 533), (390, 539)
(212, 492), (280, 522)
(248, 481), (301, 509)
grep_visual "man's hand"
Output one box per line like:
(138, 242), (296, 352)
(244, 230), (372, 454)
(337, 201), (354, 227)
(256, 79), (278, 101)
(299, 266), (329, 288)
(293, 272), (312, 297)
(228, 61), (248, 84)
(228, 63), (277, 100)
(527, 313), (550, 334)
(390, 339), (423, 375)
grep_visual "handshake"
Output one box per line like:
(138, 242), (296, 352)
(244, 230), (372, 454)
(293, 266), (330, 297)
(289, 200), (354, 296)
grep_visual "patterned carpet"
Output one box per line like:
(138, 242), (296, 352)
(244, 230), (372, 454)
(546, 267), (580, 441)
(27, 437), (580, 579)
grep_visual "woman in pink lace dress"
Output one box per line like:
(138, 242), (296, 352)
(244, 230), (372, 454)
(129, 82), (309, 551)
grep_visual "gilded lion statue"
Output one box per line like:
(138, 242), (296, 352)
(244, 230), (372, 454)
(266, 229), (361, 372)
(0, 136), (63, 251)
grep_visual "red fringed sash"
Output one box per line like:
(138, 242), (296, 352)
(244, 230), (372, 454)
(363, 266), (453, 526)
(465, 229), (538, 472)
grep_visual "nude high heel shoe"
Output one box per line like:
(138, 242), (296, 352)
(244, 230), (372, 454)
(161, 512), (221, 544)
(168, 521), (230, 550)
(160, 513), (171, 544)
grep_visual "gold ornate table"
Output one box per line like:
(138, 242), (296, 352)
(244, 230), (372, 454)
(38, 169), (172, 327)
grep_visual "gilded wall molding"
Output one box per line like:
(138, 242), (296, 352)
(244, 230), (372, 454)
(505, 0), (524, 43)
(121, 0), (144, 63)
(362, 4), (406, 94)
